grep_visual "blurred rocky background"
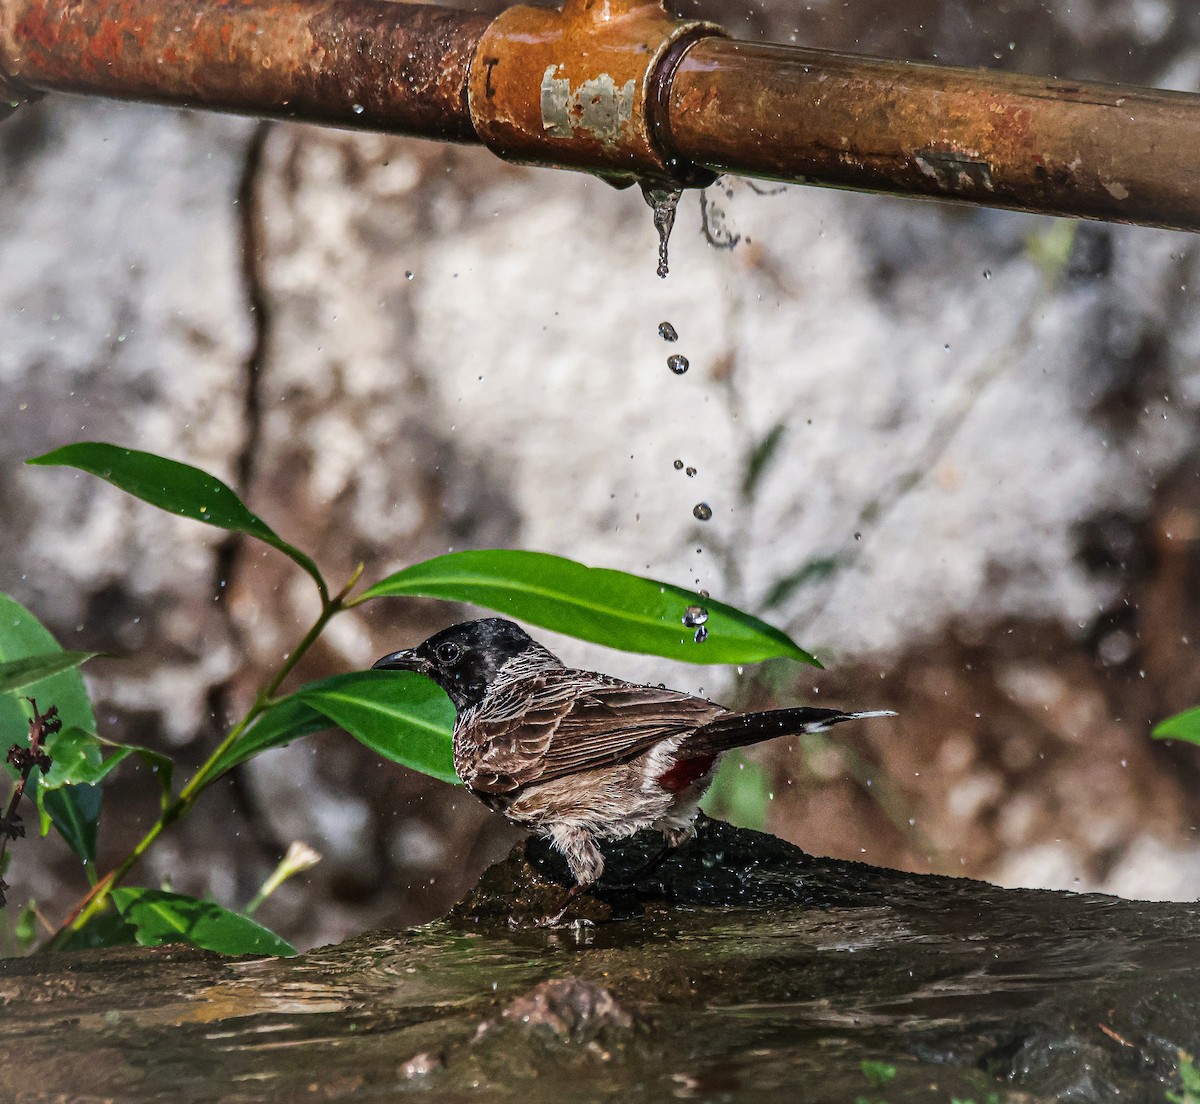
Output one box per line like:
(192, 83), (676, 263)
(3, 0), (1200, 950)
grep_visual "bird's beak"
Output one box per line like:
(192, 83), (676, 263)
(371, 648), (430, 674)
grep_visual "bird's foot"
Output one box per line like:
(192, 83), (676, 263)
(511, 882), (587, 928)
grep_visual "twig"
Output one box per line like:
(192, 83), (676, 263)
(1, 699), (59, 908)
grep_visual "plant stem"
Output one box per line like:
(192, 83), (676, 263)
(44, 595), (346, 949)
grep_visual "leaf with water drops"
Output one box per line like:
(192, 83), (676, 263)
(358, 549), (819, 666)
(27, 443), (327, 597)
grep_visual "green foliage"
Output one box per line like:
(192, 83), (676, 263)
(762, 557), (841, 612)
(41, 728), (174, 811)
(5, 442), (823, 956)
(28, 442), (327, 597)
(293, 671), (457, 784)
(855, 1058), (898, 1104)
(361, 548), (819, 667)
(701, 753), (770, 831)
(741, 422), (786, 501)
(111, 888), (297, 956)
(861, 1060), (897, 1088)
(0, 652), (99, 694)
(0, 593), (101, 863)
(208, 697), (333, 778)
(1167, 1050), (1200, 1104)
(1153, 708), (1200, 746)
(208, 672), (456, 783)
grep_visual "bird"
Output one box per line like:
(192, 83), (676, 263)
(373, 617), (894, 924)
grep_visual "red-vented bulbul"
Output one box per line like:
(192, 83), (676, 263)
(374, 617), (893, 922)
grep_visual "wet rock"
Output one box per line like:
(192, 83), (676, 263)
(399, 1050), (445, 1078)
(2, 819), (1200, 1101)
(495, 977), (634, 1039)
(454, 814), (937, 925)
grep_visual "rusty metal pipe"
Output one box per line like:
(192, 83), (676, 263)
(0, 0), (491, 142)
(664, 37), (1200, 230)
(4, 0), (1200, 231)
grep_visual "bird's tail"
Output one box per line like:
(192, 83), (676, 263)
(685, 707), (895, 756)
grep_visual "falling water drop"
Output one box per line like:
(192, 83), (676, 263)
(667, 354), (690, 375)
(658, 321), (679, 342)
(693, 626), (709, 644)
(673, 459), (684, 470)
(693, 502), (713, 521)
(640, 182), (683, 279)
(682, 605), (709, 627)
(685, 466), (696, 477)
(352, 103), (365, 114)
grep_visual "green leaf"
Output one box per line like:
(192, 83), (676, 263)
(296, 670), (457, 784)
(13, 900), (40, 951)
(860, 1060), (897, 1088)
(208, 697), (333, 779)
(111, 887), (296, 957)
(0, 594), (99, 863)
(27, 443), (326, 597)
(54, 905), (139, 952)
(741, 422), (786, 501)
(762, 557), (841, 611)
(359, 549), (819, 667)
(0, 651), (99, 694)
(41, 727), (174, 810)
(39, 785), (101, 864)
(1153, 707), (1200, 745)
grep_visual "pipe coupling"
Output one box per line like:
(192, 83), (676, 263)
(468, 0), (723, 187)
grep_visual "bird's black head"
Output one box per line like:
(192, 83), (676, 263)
(372, 618), (554, 713)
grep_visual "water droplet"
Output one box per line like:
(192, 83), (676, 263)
(682, 605), (709, 627)
(693, 626), (709, 644)
(658, 321), (679, 342)
(693, 502), (713, 521)
(640, 182), (682, 279)
(982, 269), (992, 279)
(685, 466), (697, 477)
(405, 270), (414, 280)
(352, 103), (364, 114)
(673, 459), (684, 470)
(667, 353), (690, 375)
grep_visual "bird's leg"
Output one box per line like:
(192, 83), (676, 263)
(531, 881), (589, 928)
(525, 825), (604, 927)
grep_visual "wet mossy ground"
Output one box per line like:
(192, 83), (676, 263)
(2, 817), (1199, 1102)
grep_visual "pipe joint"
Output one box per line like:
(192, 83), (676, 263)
(468, 0), (722, 187)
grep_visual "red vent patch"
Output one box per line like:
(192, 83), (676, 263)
(656, 753), (717, 793)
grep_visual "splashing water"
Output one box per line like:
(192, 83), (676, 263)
(640, 183), (683, 278)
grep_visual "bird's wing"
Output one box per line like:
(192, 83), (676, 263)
(461, 670), (727, 794)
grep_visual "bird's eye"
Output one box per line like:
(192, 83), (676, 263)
(435, 641), (461, 665)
